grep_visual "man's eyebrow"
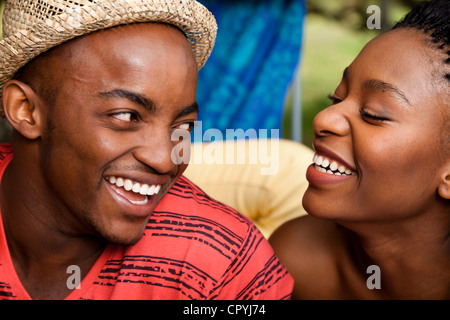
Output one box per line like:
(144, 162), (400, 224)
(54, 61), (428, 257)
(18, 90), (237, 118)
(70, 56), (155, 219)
(98, 89), (156, 112)
(362, 79), (412, 106)
(176, 102), (199, 118)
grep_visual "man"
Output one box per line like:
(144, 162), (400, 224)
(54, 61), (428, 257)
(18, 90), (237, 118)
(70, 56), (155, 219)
(0, 0), (293, 300)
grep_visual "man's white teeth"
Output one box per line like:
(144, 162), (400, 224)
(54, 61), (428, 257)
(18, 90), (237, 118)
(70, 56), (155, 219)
(107, 176), (161, 196)
(124, 179), (133, 191)
(313, 154), (356, 176)
(139, 184), (149, 195)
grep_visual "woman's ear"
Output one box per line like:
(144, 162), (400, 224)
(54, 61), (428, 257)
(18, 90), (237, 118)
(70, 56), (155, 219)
(2, 80), (42, 140)
(437, 161), (450, 200)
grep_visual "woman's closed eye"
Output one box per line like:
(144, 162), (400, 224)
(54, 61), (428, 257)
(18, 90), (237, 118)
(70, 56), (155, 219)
(327, 94), (342, 105)
(359, 109), (390, 122)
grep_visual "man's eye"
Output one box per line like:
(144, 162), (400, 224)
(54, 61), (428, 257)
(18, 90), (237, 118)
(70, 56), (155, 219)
(176, 122), (194, 131)
(112, 112), (136, 122)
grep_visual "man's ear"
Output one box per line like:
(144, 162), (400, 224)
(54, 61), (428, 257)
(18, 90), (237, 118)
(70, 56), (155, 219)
(437, 161), (450, 200)
(2, 80), (42, 140)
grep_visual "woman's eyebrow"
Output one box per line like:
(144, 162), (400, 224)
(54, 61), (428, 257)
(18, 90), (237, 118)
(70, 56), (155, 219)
(343, 67), (412, 107)
(98, 89), (156, 112)
(362, 79), (412, 106)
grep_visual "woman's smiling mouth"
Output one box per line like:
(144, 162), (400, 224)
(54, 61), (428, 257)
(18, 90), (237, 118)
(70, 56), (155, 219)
(306, 151), (357, 186)
(312, 154), (356, 176)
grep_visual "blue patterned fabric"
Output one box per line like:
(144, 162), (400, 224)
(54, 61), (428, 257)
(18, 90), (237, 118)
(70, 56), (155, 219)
(195, 0), (306, 141)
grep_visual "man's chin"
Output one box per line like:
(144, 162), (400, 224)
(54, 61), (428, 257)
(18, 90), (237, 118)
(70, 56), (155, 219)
(95, 221), (148, 246)
(77, 211), (148, 246)
(102, 231), (145, 246)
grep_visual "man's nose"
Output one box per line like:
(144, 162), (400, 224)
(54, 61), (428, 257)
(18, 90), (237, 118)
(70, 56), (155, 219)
(132, 128), (176, 175)
(312, 102), (351, 139)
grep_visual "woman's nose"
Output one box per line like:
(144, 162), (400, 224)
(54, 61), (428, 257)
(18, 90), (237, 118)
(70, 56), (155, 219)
(313, 103), (351, 138)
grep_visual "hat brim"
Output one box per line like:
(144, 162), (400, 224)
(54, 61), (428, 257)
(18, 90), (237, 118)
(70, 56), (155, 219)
(0, 0), (217, 112)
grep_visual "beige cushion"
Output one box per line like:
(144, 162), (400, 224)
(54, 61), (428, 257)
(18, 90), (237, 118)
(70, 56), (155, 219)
(183, 139), (313, 238)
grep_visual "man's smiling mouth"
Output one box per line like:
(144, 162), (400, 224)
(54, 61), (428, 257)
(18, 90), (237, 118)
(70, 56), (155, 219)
(106, 176), (161, 205)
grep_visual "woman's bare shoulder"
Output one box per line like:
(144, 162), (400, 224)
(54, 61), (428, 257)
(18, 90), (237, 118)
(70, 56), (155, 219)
(270, 214), (346, 254)
(269, 215), (349, 299)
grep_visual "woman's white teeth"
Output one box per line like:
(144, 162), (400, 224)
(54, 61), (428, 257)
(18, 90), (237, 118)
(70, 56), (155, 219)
(313, 154), (355, 176)
(330, 161), (338, 171)
(107, 176), (161, 196)
(316, 156), (323, 166)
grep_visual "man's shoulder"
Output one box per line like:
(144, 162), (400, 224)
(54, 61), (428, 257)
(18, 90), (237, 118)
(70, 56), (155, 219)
(139, 175), (256, 260)
(103, 176), (292, 299)
(155, 175), (254, 235)
(0, 143), (12, 163)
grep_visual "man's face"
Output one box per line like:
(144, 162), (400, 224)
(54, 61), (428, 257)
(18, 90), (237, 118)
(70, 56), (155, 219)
(38, 23), (198, 244)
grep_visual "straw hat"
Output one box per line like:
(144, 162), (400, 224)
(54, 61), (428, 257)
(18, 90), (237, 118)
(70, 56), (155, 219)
(0, 0), (217, 114)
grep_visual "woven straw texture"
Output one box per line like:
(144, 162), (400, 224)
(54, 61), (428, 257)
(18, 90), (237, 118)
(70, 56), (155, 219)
(0, 0), (217, 113)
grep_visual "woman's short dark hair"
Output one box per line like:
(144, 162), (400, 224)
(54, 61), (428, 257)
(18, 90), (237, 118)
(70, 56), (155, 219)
(393, 0), (449, 155)
(393, 0), (450, 81)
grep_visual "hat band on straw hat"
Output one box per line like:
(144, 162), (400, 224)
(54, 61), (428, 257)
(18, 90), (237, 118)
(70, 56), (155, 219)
(0, 0), (217, 114)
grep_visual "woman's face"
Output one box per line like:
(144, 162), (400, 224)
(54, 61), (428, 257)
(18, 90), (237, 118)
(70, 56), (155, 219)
(303, 28), (449, 223)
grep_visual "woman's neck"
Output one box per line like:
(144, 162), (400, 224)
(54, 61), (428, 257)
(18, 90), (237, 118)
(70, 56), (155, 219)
(342, 211), (450, 299)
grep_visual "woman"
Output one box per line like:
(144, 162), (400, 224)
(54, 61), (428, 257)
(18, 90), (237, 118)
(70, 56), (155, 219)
(270, 0), (449, 299)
